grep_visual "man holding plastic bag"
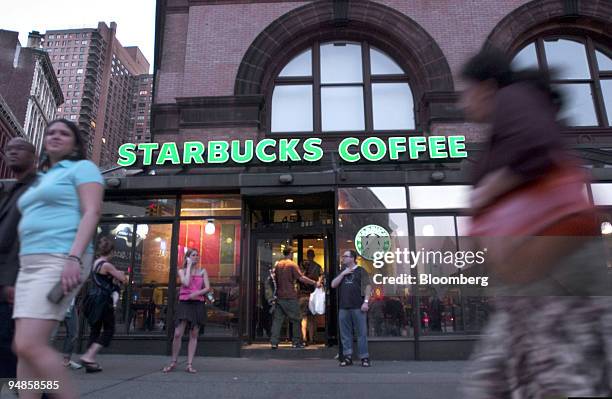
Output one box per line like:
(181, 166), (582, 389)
(299, 249), (323, 345)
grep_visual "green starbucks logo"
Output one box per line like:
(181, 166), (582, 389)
(355, 224), (391, 260)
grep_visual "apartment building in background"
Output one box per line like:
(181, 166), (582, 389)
(0, 30), (63, 156)
(41, 22), (150, 167)
(129, 73), (153, 143)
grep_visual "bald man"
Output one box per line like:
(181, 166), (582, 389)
(0, 137), (36, 380)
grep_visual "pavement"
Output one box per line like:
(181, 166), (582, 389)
(1, 354), (468, 399)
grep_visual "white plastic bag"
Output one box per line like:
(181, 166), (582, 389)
(308, 287), (326, 315)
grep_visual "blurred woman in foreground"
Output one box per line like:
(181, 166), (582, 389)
(461, 47), (612, 398)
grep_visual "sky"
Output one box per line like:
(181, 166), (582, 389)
(1, 0), (155, 72)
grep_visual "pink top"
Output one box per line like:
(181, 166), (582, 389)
(179, 274), (205, 301)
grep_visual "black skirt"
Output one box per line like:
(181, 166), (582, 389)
(175, 300), (207, 328)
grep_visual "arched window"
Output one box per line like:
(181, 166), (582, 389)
(511, 36), (612, 127)
(270, 41), (415, 134)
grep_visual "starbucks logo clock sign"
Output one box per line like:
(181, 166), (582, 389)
(354, 224), (391, 260)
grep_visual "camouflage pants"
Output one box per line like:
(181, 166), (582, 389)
(462, 297), (612, 399)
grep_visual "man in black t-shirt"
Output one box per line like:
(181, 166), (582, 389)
(331, 249), (372, 367)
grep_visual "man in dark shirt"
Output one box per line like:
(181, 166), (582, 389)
(0, 138), (36, 380)
(331, 249), (372, 367)
(270, 247), (320, 349)
(299, 249), (323, 344)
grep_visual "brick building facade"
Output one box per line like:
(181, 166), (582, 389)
(41, 23), (150, 167)
(48, 0), (612, 358)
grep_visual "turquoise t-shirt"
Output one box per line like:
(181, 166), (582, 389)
(17, 159), (104, 255)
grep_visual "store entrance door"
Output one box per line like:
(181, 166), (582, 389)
(251, 233), (334, 345)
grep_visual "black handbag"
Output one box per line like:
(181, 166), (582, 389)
(82, 260), (113, 325)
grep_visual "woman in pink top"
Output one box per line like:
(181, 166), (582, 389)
(163, 248), (210, 374)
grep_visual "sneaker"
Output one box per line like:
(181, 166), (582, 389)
(65, 360), (83, 370)
(291, 342), (305, 349)
(339, 356), (353, 367)
(270, 344), (278, 350)
(361, 358), (371, 367)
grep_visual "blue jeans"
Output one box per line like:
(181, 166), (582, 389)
(62, 305), (78, 357)
(339, 308), (369, 359)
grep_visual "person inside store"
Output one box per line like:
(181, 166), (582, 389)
(12, 118), (104, 399)
(0, 138), (37, 389)
(460, 46), (612, 398)
(331, 249), (372, 367)
(298, 249), (323, 345)
(270, 247), (321, 349)
(80, 237), (127, 372)
(163, 248), (210, 374)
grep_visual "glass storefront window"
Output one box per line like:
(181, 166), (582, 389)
(413, 216), (489, 336)
(337, 212), (412, 337)
(409, 186), (471, 209)
(178, 220), (241, 336)
(180, 195), (241, 217)
(591, 183), (612, 205)
(95, 223), (172, 335)
(102, 198), (176, 218)
(338, 187), (407, 210)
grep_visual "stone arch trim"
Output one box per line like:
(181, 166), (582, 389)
(234, 0), (454, 98)
(485, 0), (612, 53)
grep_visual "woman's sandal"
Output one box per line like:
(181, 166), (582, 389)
(162, 360), (178, 373)
(185, 363), (197, 374)
(339, 357), (353, 367)
(79, 359), (102, 373)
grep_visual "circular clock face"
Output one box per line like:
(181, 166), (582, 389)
(354, 224), (391, 260)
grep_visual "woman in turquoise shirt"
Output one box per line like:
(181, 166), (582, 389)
(12, 119), (104, 399)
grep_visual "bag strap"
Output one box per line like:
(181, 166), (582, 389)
(91, 259), (107, 289)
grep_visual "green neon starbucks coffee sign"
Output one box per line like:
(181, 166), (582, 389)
(116, 135), (468, 167)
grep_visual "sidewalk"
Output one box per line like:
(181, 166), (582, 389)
(53, 355), (467, 399)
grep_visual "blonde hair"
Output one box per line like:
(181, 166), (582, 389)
(182, 248), (199, 268)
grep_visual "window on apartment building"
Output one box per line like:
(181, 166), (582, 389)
(80, 47), (84, 53)
(139, 90), (148, 95)
(271, 41), (414, 133)
(81, 40), (87, 45)
(57, 107), (62, 112)
(79, 54), (83, 59)
(48, 35), (54, 39)
(76, 68), (83, 74)
(68, 84), (73, 89)
(512, 36), (612, 127)
(70, 114), (77, 120)
(71, 99), (78, 105)
(82, 33), (87, 38)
